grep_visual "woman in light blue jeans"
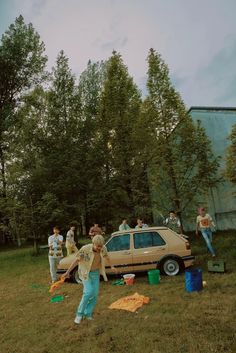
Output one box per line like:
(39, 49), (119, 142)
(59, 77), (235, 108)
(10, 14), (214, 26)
(200, 228), (215, 256)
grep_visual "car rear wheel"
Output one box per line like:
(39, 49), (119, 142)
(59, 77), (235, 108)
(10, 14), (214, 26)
(72, 267), (82, 284)
(161, 258), (181, 276)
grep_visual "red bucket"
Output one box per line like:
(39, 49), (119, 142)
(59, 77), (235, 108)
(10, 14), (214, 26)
(123, 274), (135, 285)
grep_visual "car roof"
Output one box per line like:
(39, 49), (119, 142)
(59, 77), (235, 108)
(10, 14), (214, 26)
(111, 227), (169, 236)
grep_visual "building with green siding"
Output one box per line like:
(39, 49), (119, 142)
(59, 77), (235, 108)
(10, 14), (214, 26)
(189, 106), (236, 230)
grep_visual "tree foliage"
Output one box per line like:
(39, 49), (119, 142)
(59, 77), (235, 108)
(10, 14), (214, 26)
(0, 19), (220, 245)
(225, 124), (236, 184)
(142, 49), (220, 229)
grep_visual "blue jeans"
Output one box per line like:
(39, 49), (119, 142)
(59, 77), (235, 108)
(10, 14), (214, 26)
(77, 270), (100, 318)
(200, 228), (215, 256)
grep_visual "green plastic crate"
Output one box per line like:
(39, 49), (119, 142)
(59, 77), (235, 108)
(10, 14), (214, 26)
(207, 260), (226, 273)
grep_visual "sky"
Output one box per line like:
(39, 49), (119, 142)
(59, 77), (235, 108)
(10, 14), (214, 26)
(0, 0), (236, 108)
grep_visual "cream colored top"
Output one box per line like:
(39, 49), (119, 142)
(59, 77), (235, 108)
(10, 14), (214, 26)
(76, 244), (108, 281)
(196, 214), (213, 229)
(66, 229), (75, 247)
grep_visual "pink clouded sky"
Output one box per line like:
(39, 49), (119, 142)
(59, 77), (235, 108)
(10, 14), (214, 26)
(1, 0), (236, 107)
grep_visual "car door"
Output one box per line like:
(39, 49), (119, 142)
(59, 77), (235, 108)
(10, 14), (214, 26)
(105, 233), (133, 273)
(132, 231), (167, 271)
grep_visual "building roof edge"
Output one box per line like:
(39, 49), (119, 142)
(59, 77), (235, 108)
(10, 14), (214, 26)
(188, 106), (236, 113)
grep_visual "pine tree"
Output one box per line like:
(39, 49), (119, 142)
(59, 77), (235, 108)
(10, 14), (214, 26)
(95, 51), (144, 228)
(0, 16), (47, 243)
(143, 49), (219, 230)
(225, 124), (236, 184)
(77, 60), (106, 232)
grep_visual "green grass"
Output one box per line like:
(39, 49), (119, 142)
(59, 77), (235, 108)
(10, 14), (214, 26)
(0, 231), (236, 353)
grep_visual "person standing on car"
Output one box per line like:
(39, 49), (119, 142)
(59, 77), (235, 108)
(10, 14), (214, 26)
(119, 219), (131, 231)
(66, 223), (78, 256)
(164, 210), (181, 234)
(62, 234), (117, 324)
(135, 218), (148, 229)
(196, 207), (216, 257)
(48, 226), (64, 283)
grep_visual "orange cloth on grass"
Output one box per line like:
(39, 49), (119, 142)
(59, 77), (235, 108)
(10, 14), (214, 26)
(49, 277), (65, 293)
(109, 292), (150, 312)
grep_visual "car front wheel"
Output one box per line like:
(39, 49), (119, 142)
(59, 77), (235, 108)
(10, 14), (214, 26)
(72, 267), (82, 284)
(161, 258), (181, 276)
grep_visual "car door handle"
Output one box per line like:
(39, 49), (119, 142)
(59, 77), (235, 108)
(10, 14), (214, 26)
(123, 251), (131, 255)
(157, 247), (166, 250)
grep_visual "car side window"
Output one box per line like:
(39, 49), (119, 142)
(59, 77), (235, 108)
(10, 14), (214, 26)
(134, 232), (152, 248)
(106, 234), (130, 252)
(134, 232), (165, 249)
(152, 232), (166, 246)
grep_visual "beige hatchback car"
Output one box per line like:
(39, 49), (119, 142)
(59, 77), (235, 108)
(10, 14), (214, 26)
(57, 227), (194, 283)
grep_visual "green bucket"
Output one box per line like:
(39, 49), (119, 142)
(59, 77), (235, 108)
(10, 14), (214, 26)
(148, 269), (160, 285)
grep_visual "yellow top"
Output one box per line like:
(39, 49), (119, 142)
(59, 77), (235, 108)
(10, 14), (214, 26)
(76, 244), (108, 281)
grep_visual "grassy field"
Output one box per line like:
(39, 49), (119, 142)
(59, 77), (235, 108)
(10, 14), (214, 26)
(0, 231), (236, 353)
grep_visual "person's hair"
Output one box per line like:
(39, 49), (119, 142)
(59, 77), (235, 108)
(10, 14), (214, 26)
(198, 207), (205, 213)
(169, 210), (175, 214)
(69, 222), (76, 227)
(53, 226), (60, 231)
(92, 234), (105, 246)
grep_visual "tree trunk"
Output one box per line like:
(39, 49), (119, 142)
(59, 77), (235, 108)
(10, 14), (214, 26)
(0, 145), (7, 198)
(165, 145), (184, 233)
(13, 209), (21, 247)
(29, 195), (39, 255)
(81, 214), (87, 237)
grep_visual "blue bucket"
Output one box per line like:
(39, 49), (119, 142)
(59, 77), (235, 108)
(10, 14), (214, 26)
(185, 269), (203, 292)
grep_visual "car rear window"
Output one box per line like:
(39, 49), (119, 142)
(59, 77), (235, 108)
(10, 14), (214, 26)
(106, 234), (130, 252)
(134, 232), (166, 249)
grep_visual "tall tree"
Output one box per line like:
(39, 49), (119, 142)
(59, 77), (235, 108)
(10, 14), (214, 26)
(96, 51), (145, 228)
(142, 48), (219, 230)
(35, 50), (82, 232)
(77, 60), (106, 232)
(0, 15), (47, 197)
(225, 124), (236, 184)
(7, 51), (82, 241)
(0, 15), (47, 243)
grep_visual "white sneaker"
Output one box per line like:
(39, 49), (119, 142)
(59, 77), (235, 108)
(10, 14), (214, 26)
(86, 316), (94, 321)
(74, 316), (82, 325)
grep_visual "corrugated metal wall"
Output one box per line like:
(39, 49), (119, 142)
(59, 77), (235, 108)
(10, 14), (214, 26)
(189, 107), (236, 230)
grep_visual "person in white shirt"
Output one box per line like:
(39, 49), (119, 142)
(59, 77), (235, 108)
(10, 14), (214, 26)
(119, 219), (131, 231)
(66, 223), (78, 256)
(48, 226), (64, 283)
(135, 218), (148, 229)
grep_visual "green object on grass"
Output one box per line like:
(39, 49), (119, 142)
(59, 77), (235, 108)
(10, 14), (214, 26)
(148, 269), (160, 285)
(50, 295), (65, 303)
(207, 260), (226, 273)
(31, 284), (44, 289)
(30, 284), (49, 293)
(112, 279), (125, 286)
